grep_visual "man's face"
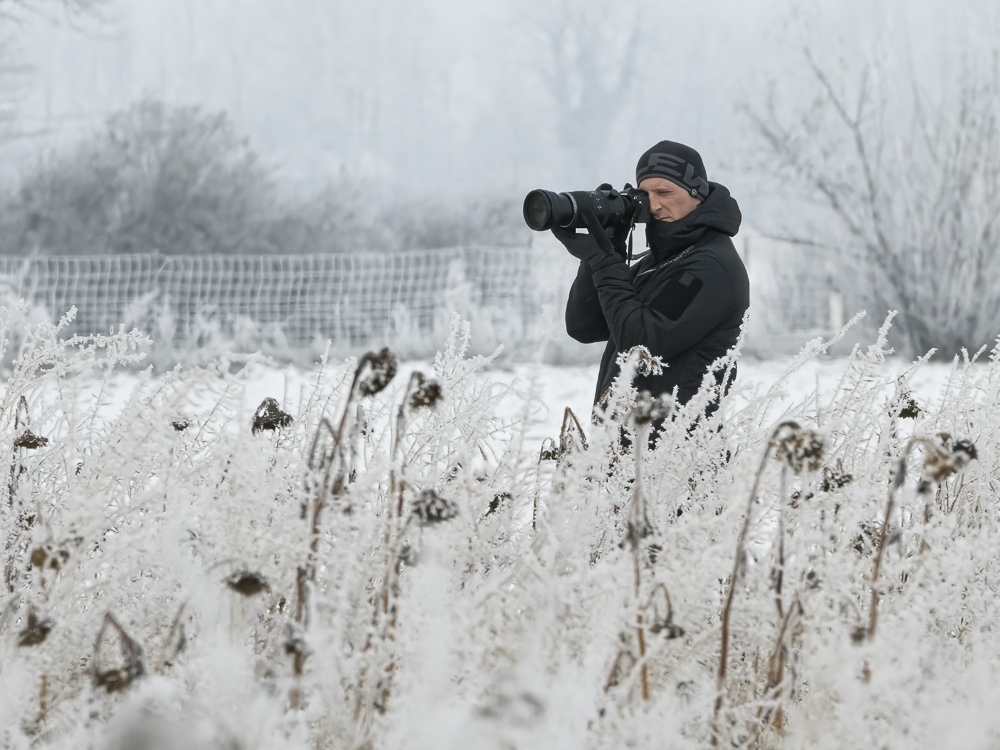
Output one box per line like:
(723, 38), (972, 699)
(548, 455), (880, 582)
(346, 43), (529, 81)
(638, 177), (702, 222)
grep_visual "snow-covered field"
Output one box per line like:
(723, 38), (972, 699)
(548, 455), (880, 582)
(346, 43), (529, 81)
(2, 314), (998, 750)
(233, 354), (960, 451)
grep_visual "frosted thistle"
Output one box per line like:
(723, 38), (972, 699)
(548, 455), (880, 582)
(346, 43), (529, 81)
(646, 584), (685, 639)
(227, 571), (269, 596)
(252, 398), (293, 435)
(898, 393), (921, 420)
(539, 438), (560, 462)
(630, 391), (674, 426)
(30, 546), (69, 571)
(774, 422), (824, 474)
(93, 613), (144, 693)
(412, 488), (458, 525)
(17, 608), (54, 647)
(171, 418), (191, 432)
(920, 433), (978, 483)
(357, 347), (398, 397)
(408, 372), (443, 410)
(13, 430), (48, 450)
(616, 345), (664, 376)
(558, 406), (589, 454)
(540, 408), (590, 462)
(820, 460), (853, 492)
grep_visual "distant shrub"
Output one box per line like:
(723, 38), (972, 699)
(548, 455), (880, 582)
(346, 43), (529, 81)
(0, 100), (286, 255)
(0, 100), (532, 257)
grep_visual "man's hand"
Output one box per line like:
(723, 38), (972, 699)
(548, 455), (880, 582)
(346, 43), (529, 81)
(552, 183), (632, 266)
(596, 183), (632, 259)
(551, 225), (609, 265)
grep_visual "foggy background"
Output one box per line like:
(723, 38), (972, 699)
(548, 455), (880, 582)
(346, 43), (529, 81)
(2, 0), (999, 361)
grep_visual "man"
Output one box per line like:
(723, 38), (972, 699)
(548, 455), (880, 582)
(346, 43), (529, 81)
(558, 140), (749, 417)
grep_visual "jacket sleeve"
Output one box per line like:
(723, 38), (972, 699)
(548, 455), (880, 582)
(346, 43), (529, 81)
(565, 260), (611, 343)
(589, 254), (736, 359)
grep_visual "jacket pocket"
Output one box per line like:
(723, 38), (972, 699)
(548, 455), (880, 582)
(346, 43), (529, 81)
(657, 271), (702, 321)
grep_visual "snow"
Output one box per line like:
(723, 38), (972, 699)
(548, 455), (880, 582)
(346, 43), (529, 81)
(234, 355), (961, 448)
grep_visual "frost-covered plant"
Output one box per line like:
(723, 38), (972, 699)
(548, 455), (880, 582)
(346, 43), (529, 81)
(1, 309), (999, 750)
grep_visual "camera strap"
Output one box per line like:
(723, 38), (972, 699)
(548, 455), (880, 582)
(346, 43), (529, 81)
(636, 245), (696, 278)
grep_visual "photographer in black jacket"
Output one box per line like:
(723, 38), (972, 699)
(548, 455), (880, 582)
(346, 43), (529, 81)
(559, 140), (749, 418)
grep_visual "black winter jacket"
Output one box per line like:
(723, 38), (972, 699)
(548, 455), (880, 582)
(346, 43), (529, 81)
(565, 182), (749, 407)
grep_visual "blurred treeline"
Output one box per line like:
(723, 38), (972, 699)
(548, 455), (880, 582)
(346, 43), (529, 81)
(0, 100), (532, 256)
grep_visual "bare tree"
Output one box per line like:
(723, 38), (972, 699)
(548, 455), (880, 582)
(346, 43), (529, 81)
(0, 0), (101, 19)
(745, 50), (1000, 358)
(520, 0), (642, 182)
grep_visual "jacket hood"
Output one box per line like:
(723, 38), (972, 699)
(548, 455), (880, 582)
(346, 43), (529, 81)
(689, 182), (741, 237)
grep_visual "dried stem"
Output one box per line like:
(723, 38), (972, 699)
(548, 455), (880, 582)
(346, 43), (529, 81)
(867, 442), (915, 639)
(712, 421), (800, 745)
(630, 420), (651, 702)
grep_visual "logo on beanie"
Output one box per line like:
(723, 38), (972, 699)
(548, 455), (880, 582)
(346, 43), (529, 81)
(638, 153), (709, 199)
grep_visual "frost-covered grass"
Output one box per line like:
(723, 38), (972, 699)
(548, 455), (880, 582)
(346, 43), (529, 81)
(1, 307), (999, 750)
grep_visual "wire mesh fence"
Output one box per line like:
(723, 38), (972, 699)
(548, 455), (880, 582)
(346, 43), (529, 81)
(0, 248), (837, 359)
(0, 250), (573, 356)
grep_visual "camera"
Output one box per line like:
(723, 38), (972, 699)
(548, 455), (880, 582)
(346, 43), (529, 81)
(522, 184), (650, 232)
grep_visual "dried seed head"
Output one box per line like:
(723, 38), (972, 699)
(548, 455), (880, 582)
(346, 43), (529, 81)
(412, 488), (458, 525)
(171, 418), (191, 432)
(650, 621), (686, 638)
(49, 549), (69, 571)
(646, 584), (684, 638)
(921, 434), (977, 482)
(409, 373), (443, 410)
(820, 461), (853, 492)
(539, 438), (560, 462)
(93, 614), (144, 693)
(13, 430), (48, 450)
(252, 398), (293, 435)
(616, 345), (664, 377)
(17, 609), (54, 647)
(227, 571), (269, 596)
(558, 407), (589, 455)
(630, 391), (674, 426)
(399, 541), (421, 566)
(284, 626), (306, 656)
(485, 492), (511, 517)
(358, 347), (398, 397)
(898, 394), (921, 420)
(774, 423), (824, 474)
(95, 665), (143, 693)
(625, 515), (655, 550)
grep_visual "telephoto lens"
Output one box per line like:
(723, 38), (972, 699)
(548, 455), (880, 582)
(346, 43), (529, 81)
(522, 186), (649, 232)
(522, 189), (577, 231)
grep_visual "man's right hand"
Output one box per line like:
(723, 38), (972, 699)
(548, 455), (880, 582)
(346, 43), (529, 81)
(595, 183), (632, 259)
(551, 183), (633, 265)
(551, 225), (608, 266)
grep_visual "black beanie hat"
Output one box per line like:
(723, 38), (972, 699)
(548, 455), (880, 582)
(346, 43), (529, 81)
(635, 140), (709, 201)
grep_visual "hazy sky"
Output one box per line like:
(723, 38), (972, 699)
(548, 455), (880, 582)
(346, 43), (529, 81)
(3, 0), (998, 215)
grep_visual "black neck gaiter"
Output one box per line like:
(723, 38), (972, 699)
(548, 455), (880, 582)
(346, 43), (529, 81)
(646, 210), (709, 261)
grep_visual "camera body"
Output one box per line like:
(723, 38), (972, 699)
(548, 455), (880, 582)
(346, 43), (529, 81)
(522, 184), (650, 232)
